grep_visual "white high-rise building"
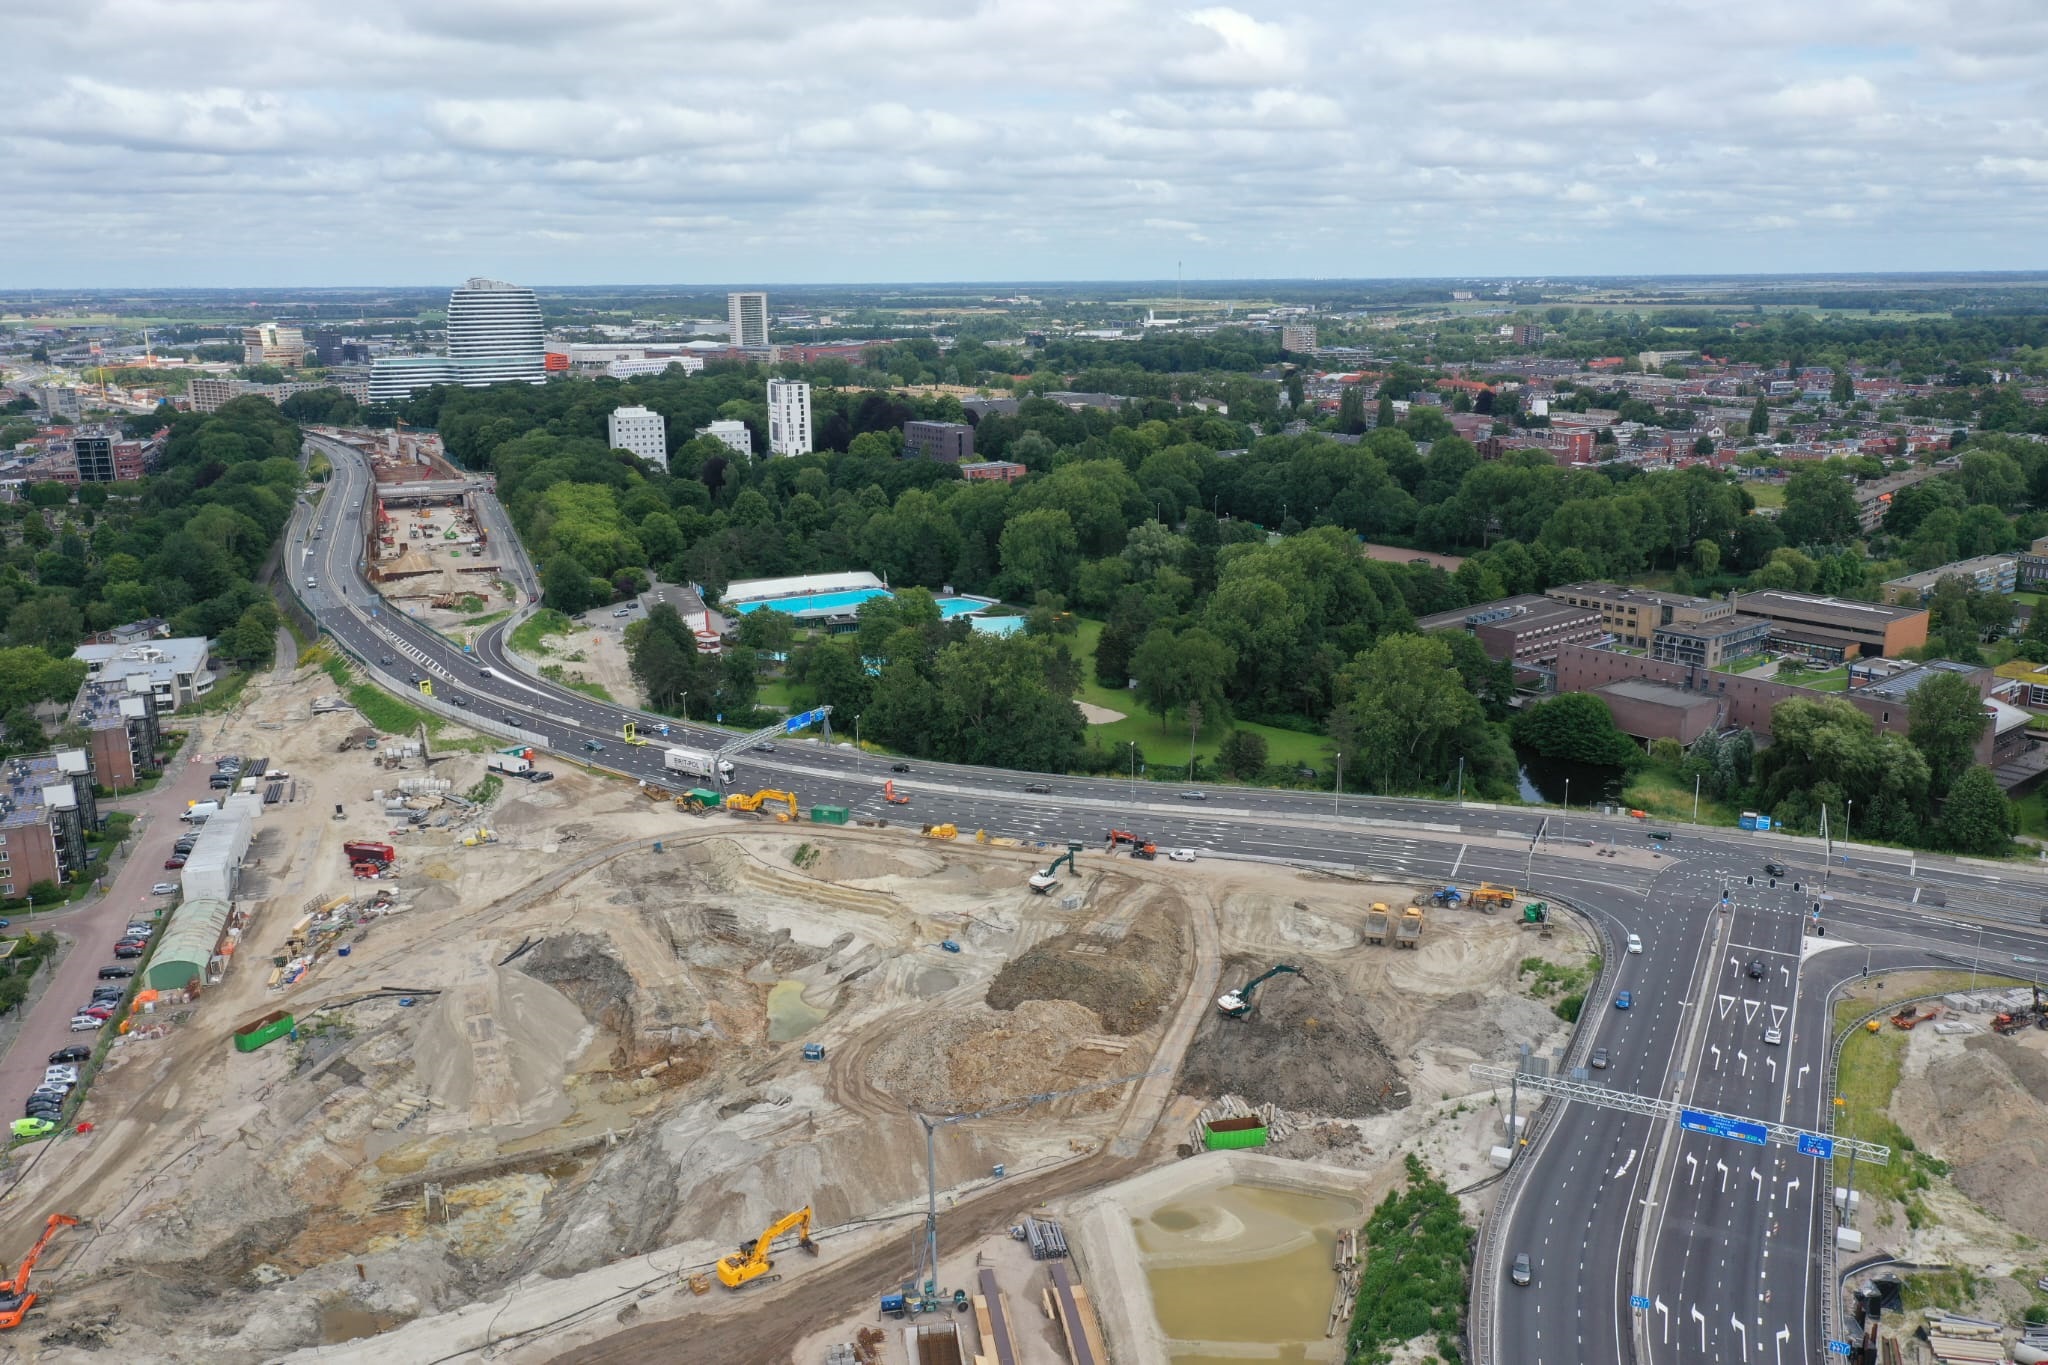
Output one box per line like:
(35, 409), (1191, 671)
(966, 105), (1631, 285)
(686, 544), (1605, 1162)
(727, 291), (769, 349)
(607, 405), (668, 470)
(698, 419), (753, 457)
(370, 276), (545, 402)
(445, 278), (546, 384)
(767, 379), (812, 456)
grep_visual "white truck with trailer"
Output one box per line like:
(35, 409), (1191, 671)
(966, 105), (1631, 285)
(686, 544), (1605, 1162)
(663, 746), (735, 782)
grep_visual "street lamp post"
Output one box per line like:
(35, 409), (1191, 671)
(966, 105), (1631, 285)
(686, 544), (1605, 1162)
(855, 714), (863, 773)
(679, 691), (688, 725)
(1693, 772), (1701, 825)
(1970, 922), (1986, 993)
(1562, 777), (1569, 839)
(1333, 753), (1343, 816)
(1845, 799), (1853, 849)
(1128, 742), (1137, 802)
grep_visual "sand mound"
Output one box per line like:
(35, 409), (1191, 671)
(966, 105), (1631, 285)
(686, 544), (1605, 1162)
(1900, 1034), (2048, 1238)
(985, 907), (1183, 1035)
(416, 964), (596, 1139)
(864, 999), (1118, 1112)
(1180, 956), (1410, 1118)
(803, 842), (940, 883)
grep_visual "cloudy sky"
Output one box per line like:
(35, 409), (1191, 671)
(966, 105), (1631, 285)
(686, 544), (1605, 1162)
(6, 0), (2046, 287)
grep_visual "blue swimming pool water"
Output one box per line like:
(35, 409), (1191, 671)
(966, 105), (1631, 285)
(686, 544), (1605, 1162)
(728, 588), (990, 619)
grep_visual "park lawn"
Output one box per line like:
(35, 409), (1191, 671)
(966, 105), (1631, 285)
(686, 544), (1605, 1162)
(2013, 788), (2048, 840)
(1742, 481), (1786, 508)
(755, 679), (802, 712)
(1068, 618), (1329, 775)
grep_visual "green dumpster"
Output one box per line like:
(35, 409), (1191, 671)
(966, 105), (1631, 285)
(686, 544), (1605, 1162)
(234, 1010), (295, 1053)
(810, 805), (849, 825)
(688, 788), (723, 808)
(1202, 1115), (1269, 1151)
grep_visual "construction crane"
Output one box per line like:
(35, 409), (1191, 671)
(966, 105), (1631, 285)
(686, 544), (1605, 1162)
(1028, 843), (1084, 892)
(1216, 965), (1302, 1018)
(900, 1069), (1168, 1314)
(715, 1206), (817, 1289)
(0, 1214), (80, 1330)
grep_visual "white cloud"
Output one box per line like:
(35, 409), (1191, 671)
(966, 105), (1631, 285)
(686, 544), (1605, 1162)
(0, 0), (2040, 283)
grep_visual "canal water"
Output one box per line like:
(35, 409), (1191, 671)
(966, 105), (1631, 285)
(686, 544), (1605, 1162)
(1135, 1182), (1365, 1364)
(1514, 747), (1629, 807)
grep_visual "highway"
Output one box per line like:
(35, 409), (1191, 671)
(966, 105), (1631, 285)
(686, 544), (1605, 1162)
(296, 432), (2048, 1365)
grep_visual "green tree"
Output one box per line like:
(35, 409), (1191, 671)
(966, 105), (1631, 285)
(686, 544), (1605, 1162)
(1511, 692), (1641, 766)
(1936, 765), (2014, 855)
(1907, 670), (1989, 798)
(1749, 396), (1769, 440)
(541, 553), (600, 615)
(1831, 369), (1854, 404)
(997, 507), (1080, 597)
(1778, 468), (1859, 546)
(1332, 633), (1486, 795)
(1215, 729), (1268, 780)
(1337, 386), (1367, 435)
(1130, 625), (1235, 733)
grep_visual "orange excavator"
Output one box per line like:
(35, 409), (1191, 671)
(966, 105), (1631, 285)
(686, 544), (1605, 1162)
(0, 1213), (80, 1330)
(883, 780), (910, 806)
(1106, 829), (1157, 859)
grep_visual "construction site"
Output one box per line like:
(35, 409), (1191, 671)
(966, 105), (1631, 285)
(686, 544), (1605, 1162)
(1826, 973), (2048, 1365)
(0, 653), (1594, 1364)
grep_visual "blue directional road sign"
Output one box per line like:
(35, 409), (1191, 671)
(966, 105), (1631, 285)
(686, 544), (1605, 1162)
(784, 707), (829, 734)
(1828, 1341), (1853, 1355)
(1798, 1132), (1835, 1159)
(1679, 1109), (1768, 1146)
(1629, 1295), (1651, 1310)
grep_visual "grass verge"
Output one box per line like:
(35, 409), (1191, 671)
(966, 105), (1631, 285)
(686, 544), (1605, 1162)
(180, 670), (253, 715)
(462, 609), (512, 627)
(509, 608), (573, 657)
(540, 663), (614, 702)
(1346, 1154), (1475, 1365)
(1619, 763), (1742, 827)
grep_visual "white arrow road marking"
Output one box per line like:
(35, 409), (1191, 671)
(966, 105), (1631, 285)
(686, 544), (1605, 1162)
(1657, 1297), (1670, 1344)
(1693, 1305), (1708, 1351)
(1614, 1147), (1638, 1179)
(1776, 1325), (1791, 1365)
(1786, 1177), (1800, 1199)
(1797, 1063), (1809, 1089)
(1737, 1048), (1750, 1077)
(1718, 1160), (1730, 1192)
(1752, 1168), (1765, 1200)
(1710, 1044), (1723, 1071)
(1733, 1315), (1748, 1358)
(1766, 1056), (1778, 1083)
(1687, 1153), (1699, 1185)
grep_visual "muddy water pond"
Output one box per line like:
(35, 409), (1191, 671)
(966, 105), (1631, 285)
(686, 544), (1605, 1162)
(1135, 1182), (1365, 1364)
(765, 979), (828, 1042)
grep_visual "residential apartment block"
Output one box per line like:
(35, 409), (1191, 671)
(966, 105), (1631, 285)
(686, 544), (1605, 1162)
(1280, 324), (1318, 353)
(0, 748), (100, 898)
(697, 419), (753, 458)
(903, 420), (974, 464)
(727, 292), (769, 349)
(1882, 554), (2018, 604)
(767, 379), (812, 456)
(607, 405), (668, 470)
(72, 637), (215, 712)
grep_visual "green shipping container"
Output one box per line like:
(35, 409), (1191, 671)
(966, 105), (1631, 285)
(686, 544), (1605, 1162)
(234, 1010), (295, 1053)
(811, 805), (849, 825)
(688, 788), (722, 807)
(1203, 1116), (1269, 1151)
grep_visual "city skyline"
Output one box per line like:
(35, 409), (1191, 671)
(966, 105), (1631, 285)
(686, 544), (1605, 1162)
(4, 1), (2045, 288)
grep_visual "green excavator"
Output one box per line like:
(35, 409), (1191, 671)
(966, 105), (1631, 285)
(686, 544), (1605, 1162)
(1028, 842), (1084, 893)
(1216, 964), (1302, 1018)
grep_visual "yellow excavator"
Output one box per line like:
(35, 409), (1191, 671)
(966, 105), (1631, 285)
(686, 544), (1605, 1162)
(725, 790), (800, 821)
(716, 1206), (818, 1289)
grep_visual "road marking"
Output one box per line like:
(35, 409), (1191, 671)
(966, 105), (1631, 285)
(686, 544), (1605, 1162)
(1718, 993), (1735, 1018)
(1613, 1147), (1638, 1179)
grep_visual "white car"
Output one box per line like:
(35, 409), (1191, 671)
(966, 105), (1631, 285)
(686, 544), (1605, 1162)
(151, 882), (177, 896)
(67, 1016), (102, 1032)
(43, 1067), (78, 1085)
(1763, 1027), (1783, 1045)
(1167, 848), (1198, 863)
(1626, 933), (1643, 954)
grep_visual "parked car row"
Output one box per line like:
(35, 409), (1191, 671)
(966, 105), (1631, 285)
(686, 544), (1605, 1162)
(74, 923), (149, 1030)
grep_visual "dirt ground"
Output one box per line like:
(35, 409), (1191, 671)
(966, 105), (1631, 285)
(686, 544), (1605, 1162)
(371, 500), (516, 640)
(0, 655), (1592, 1364)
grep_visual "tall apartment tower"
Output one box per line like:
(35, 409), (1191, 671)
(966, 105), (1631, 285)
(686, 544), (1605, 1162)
(727, 291), (769, 349)
(767, 379), (811, 456)
(607, 405), (668, 470)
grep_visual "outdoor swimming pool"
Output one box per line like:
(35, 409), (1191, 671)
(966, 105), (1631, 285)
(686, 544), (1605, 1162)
(726, 588), (990, 620)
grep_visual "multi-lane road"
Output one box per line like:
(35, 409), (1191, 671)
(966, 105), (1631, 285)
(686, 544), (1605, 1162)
(296, 432), (2048, 1364)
